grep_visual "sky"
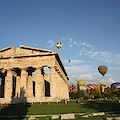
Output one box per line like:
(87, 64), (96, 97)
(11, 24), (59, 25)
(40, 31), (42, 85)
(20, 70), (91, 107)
(0, 0), (120, 86)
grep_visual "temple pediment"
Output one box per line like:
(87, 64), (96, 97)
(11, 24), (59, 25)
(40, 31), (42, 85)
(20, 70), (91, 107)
(0, 45), (56, 58)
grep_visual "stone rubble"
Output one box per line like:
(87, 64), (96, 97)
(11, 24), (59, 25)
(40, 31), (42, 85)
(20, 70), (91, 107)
(51, 115), (60, 119)
(106, 117), (120, 120)
(92, 112), (105, 116)
(28, 116), (36, 120)
(61, 113), (75, 120)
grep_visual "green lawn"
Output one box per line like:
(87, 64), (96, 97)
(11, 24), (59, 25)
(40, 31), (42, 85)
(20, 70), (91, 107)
(0, 100), (120, 119)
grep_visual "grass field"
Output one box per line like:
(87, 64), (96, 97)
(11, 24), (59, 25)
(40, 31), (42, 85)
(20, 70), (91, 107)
(0, 99), (120, 119)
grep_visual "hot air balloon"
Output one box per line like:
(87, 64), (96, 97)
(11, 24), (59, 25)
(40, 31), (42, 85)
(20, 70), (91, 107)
(77, 80), (86, 91)
(86, 84), (97, 94)
(68, 59), (71, 67)
(111, 82), (120, 90)
(68, 85), (77, 93)
(56, 42), (62, 50)
(77, 80), (86, 86)
(98, 65), (108, 77)
(97, 83), (106, 94)
(68, 60), (71, 63)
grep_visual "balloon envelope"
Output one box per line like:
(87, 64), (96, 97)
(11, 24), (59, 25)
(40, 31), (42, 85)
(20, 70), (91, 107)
(77, 80), (86, 86)
(111, 82), (120, 89)
(98, 65), (108, 77)
(68, 85), (77, 93)
(86, 84), (97, 94)
(97, 83), (106, 94)
(56, 42), (62, 50)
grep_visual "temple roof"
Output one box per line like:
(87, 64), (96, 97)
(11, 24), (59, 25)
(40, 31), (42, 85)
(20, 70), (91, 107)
(20, 45), (52, 52)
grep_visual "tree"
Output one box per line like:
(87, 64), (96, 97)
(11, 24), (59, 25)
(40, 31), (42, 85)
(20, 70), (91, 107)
(69, 92), (77, 99)
(76, 89), (85, 98)
(76, 89), (85, 103)
(115, 89), (120, 97)
(89, 88), (101, 98)
(112, 85), (118, 92)
(104, 87), (112, 98)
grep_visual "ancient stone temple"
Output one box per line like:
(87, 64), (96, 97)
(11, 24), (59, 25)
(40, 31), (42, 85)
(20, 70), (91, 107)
(0, 45), (69, 103)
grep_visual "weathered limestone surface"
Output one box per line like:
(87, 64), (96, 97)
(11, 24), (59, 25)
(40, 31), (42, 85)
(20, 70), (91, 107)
(0, 45), (69, 104)
(92, 112), (105, 116)
(15, 76), (20, 98)
(28, 116), (36, 120)
(35, 67), (44, 98)
(61, 114), (75, 120)
(20, 68), (27, 98)
(4, 69), (12, 100)
(51, 115), (60, 119)
(27, 75), (33, 98)
(106, 117), (120, 120)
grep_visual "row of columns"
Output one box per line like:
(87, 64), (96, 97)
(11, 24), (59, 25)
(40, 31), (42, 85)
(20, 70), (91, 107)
(2, 66), (57, 101)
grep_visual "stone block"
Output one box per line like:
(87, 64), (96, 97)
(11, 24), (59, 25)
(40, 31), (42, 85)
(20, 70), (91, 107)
(92, 112), (105, 116)
(106, 118), (113, 120)
(61, 113), (75, 120)
(28, 116), (36, 120)
(51, 115), (60, 119)
(82, 115), (88, 118)
(115, 117), (120, 120)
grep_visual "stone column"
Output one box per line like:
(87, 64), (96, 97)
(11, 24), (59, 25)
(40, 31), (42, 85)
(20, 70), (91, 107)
(20, 68), (27, 98)
(50, 66), (57, 98)
(15, 76), (20, 98)
(35, 67), (44, 98)
(4, 69), (12, 100)
(27, 70), (33, 98)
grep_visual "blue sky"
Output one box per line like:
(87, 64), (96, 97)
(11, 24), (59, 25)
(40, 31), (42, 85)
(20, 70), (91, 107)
(0, 0), (120, 86)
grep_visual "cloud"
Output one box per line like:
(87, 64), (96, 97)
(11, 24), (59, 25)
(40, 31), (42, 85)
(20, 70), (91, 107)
(101, 78), (115, 87)
(18, 41), (21, 44)
(68, 74), (116, 87)
(69, 44), (72, 47)
(46, 37), (120, 64)
(86, 50), (120, 64)
(109, 67), (120, 70)
(78, 43), (120, 64)
(33, 39), (38, 46)
(62, 37), (120, 64)
(47, 40), (55, 48)
(61, 37), (80, 47)
(65, 65), (95, 78)
(69, 74), (97, 85)
(73, 41), (78, 46)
